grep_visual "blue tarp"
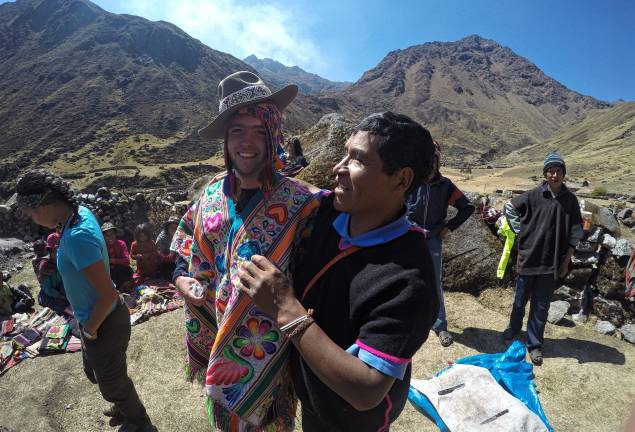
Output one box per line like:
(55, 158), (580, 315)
(408, 341), (553, 431)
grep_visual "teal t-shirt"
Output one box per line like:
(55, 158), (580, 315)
(57, 206), (112, 324)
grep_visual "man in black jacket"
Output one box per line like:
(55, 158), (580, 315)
(237, 112), (440, 431)
(503, 152), (583, 365)
(406, 141), (475, 347)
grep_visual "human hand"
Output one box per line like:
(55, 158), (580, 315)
(82, 323), (98, 340)
(559, 256), (571, 278)
(175, 276), (206, 306)
(440, 227), (450, 239)
(237, 255), (305, 326)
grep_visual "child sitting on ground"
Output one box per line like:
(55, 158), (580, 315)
(31, 238), (47, 275)
(155, 216), (179, 280)
(102, 222), (134, 292)
(130, 223), (161, 279)
(37, 232), (70, 315)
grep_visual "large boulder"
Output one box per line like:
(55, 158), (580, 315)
(297, 114), (354, 189)
(563, 268), (593, 287)
(441, 211), (503, 293)
(613, 238), (633, 259)
(595, 206), (620, 233)
(619, 324), (635, 344)
(552, 285), (580, 303)
(594, 320), (616, 335)
(597, 255), (626, 299)
(593, 297), (625, 327)
(0, 238), (26, 255)
(548, 300), (569, 324)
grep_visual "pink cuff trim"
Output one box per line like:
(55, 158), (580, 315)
(355, 339), (411, 364)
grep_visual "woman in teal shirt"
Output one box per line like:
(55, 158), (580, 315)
(17, 170), (155, 432)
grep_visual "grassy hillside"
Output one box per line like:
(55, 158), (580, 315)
(503, 102), (635, 194)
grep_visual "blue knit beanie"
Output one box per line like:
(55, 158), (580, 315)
(543, 152), (566, 174)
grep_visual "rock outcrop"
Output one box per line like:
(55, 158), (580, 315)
(0, 187), (188, 243)
(297, 114), (354, 189)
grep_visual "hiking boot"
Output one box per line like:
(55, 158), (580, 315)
(502, 327), (519, 346)
(436, 330), (454, 347)
(529, 348), (543, 366)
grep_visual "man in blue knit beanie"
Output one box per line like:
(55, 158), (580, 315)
(502, 151), (583, 365)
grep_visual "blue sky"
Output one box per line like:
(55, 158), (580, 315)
(3, 0), (634, 101)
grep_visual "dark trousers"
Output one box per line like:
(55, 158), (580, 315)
(110, 264), (133, 291)
(508, 274), (556, 350)
(81, 299), (149, 426)
(302, 407), (342, 432)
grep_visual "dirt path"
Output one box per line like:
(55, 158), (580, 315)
(2, 288), (634, 432)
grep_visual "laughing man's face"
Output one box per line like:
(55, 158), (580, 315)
(332, 131), (403, 217)
(226, 114), (268, 185)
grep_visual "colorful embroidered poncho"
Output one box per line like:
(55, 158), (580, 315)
(172, 173), (318, 430)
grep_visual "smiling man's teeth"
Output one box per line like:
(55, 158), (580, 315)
(238, 152), (256, 158)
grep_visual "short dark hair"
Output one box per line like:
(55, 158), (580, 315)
(354, 112), (434, 194)
(288, 137), (303, 157)
(134, 223), (153, 242)
(33, 239), (47, 257)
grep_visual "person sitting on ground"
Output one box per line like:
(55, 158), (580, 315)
(502, 152), (583, 366)
(36, 232), (70, 315)
(16, 169), (155, 431)
(130, 223), (160, 279)
(155, 216), (179, 280)
(31, 238), (47, 275)
(155, 216), (179, 256)
(406, 139), (475, 347)
(238, 112), (439, 431)
(0, 278), (14, 317)
(286, 137), (308, 168)
(102, 222), (134, 292)
(1, 275), (35, 315)
(281, 137), (309, 176)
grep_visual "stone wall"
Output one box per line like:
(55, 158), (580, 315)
(0, 187), (189, 242)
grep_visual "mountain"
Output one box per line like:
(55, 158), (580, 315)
(316, 35), (611, 163)
(503, 102), (635, 193)
(0, 0), (252, 186)
(243, 54), (350, 94)
(0, 0), (618, 193)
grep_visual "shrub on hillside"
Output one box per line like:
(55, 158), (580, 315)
(591, 186), (608, 197)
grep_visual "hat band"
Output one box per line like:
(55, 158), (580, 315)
(218, 84), (272, 113)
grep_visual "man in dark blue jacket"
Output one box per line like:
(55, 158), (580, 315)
(407, 141), (475, 347)
(503, 152), (583, 365)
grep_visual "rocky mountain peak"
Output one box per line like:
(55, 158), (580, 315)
(346, 35), (610, 161)
(243, 54), (350, 94)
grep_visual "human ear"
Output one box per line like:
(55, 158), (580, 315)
(395, 167), (414, 192)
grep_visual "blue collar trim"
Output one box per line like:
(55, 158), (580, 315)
(332, 211), (411, 250)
